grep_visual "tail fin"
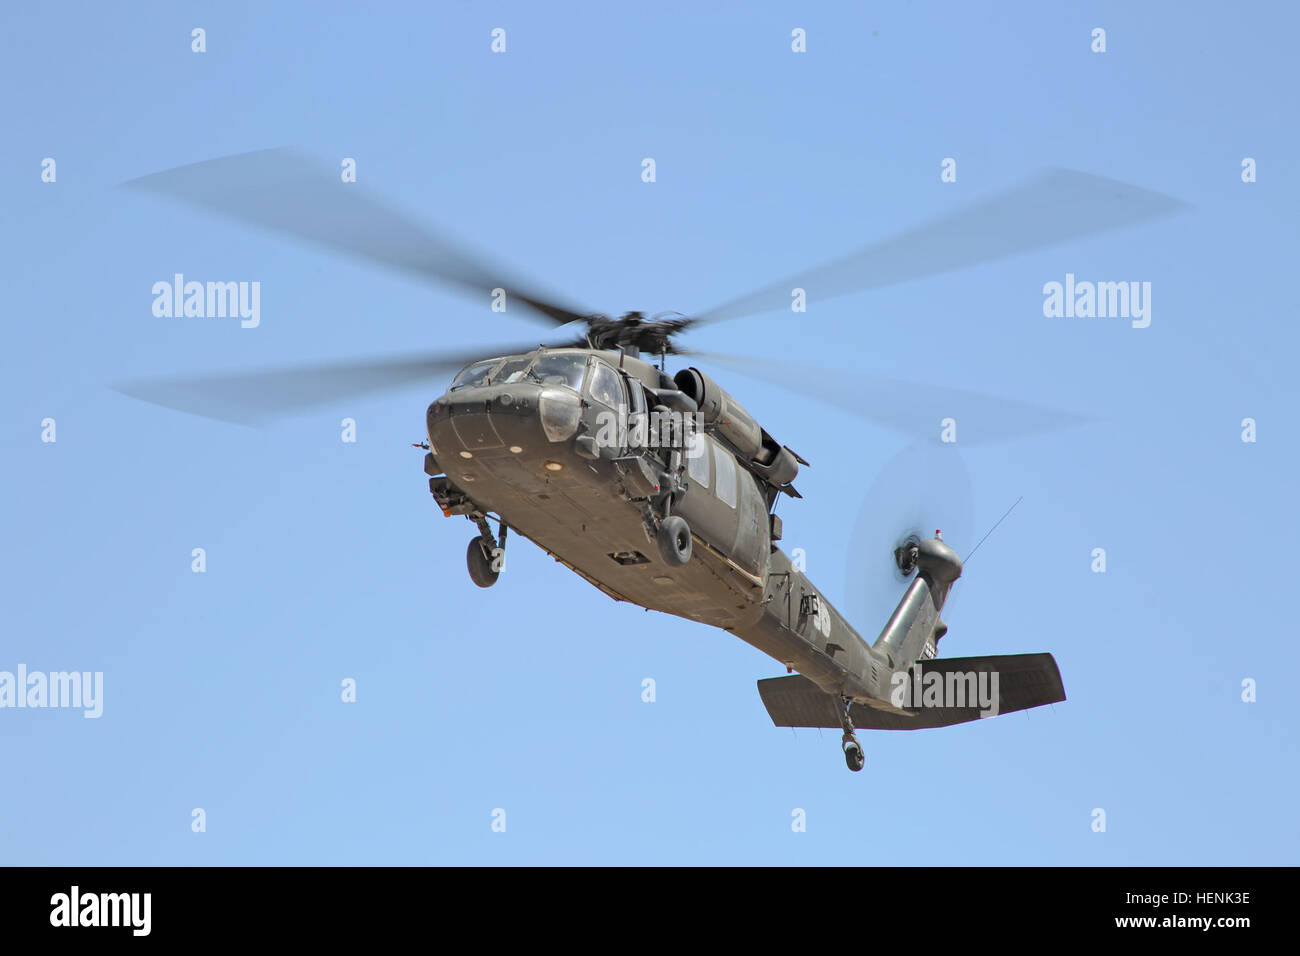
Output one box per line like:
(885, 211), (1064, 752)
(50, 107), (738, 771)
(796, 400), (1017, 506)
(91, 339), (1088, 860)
(872, 534), (963, 670)
(758, 653), (1065, 730)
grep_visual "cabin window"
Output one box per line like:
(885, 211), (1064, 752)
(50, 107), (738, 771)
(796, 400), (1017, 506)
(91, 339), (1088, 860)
(531, 353), (587, 392)
(687, 432), (709, 488)
(588, 361), (624, 410)
(712, 440), (737, 508)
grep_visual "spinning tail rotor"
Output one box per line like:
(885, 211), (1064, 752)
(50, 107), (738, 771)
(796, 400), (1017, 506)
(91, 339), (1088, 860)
(844, 440), (975, 642)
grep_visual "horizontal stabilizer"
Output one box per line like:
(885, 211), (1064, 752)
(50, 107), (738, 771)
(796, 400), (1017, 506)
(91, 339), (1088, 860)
(757, 653), (1065, 731)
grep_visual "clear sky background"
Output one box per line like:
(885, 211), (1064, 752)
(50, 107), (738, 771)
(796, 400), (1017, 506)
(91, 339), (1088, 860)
(2, 2), (1296, 864)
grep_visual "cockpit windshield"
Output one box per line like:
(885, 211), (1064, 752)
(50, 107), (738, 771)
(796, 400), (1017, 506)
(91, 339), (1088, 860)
(450, 352), (588, 393)
(450, 359), (500, 391)
(492, 357), (535, 385)
(530, 353), (587, 391)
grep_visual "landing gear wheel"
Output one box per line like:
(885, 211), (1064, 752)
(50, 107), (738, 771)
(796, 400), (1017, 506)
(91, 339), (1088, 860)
(466, 538), (499, 588)
(842, 735), (865, 773)
(656, 515), (693, 567)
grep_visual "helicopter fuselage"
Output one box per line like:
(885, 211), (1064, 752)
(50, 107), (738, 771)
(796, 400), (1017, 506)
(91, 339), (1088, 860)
(424, 347), (898, 703)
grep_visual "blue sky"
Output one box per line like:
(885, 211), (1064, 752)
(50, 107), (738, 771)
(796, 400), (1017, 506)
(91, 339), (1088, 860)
(1, 1), (1296, 864)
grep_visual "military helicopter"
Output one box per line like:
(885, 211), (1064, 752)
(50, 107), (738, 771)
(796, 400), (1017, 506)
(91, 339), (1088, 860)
(118, 150), (1183, 771)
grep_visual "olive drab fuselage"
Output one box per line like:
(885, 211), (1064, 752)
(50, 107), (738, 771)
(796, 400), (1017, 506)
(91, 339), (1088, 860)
(425, 347), (904, 705)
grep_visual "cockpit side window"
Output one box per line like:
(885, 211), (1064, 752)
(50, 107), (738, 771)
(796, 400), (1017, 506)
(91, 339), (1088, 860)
(622, 373), (648, 448)
(588, 361), (624, 410)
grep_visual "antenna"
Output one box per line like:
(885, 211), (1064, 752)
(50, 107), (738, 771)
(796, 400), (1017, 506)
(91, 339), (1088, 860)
(964, 496), (1023, 564)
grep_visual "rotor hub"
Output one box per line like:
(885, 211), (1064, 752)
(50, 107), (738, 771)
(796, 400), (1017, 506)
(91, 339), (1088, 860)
(894, 536), (921, 576)
(583, 312), (691, 355)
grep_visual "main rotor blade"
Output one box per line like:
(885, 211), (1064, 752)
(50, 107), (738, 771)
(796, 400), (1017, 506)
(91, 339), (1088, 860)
(684, 352), (1092, 445)
(689, 168), (1187, 327)
(124, 149), (591, 327)
(114, 342), (554, 426)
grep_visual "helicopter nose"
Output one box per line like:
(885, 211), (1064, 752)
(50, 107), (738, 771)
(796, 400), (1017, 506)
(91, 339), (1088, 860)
(427, 382), (552, 456)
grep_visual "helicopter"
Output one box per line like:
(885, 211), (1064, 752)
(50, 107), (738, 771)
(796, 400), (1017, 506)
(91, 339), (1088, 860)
(117, 150), (1183, 771)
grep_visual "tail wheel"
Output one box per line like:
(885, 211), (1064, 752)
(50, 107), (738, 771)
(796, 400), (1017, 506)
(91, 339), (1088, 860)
(656, 515), (693, 567)
(842, 737), (865, 773)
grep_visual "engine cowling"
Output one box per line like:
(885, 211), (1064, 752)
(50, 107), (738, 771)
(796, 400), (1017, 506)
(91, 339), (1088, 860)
(751, 437), (799, 487)
(673, 367), (799, 487)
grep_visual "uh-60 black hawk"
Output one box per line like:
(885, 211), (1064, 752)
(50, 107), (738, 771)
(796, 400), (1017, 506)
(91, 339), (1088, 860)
(120, 150), (1184, 771)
